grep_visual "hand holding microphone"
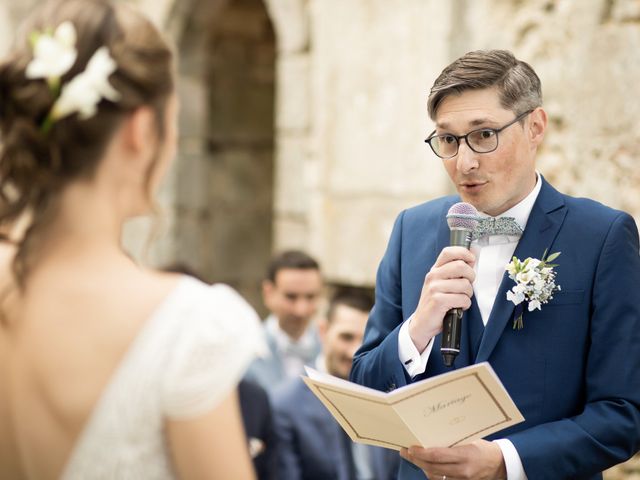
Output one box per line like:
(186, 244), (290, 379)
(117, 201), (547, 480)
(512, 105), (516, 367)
(441, 202), (480, 366)
(408, 202), (479, 366)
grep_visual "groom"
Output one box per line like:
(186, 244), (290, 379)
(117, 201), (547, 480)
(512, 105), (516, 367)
(349, 49), (640, 480)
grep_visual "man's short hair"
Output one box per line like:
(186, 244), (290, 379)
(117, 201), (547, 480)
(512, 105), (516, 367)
(427, 49), (542, 120)
(266, 250), (320, 283)
(327, 287), (374, 324)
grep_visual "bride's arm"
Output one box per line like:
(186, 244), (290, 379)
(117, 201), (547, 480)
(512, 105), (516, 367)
(166, 389), (256, 480)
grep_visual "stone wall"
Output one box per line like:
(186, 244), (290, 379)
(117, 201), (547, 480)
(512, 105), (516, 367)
(172, 0), (276, 313)
(6, 0), (638, 293)
(305, 0), (640, 286)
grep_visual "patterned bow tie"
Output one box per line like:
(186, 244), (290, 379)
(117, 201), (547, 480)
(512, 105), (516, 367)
(472, 216), (523, 240)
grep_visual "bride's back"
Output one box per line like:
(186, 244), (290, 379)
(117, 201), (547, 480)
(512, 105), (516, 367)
(0, 0), (182, 477)
(1, 2), (260, 478)
(0, 247), (180, 479)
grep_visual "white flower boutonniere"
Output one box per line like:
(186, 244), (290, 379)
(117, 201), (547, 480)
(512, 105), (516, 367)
(505, 250), (561, 330)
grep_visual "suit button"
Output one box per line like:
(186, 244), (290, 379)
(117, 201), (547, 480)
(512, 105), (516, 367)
(386, 383), (396, 392)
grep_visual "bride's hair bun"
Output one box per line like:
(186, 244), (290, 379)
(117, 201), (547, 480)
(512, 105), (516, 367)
(0, 0), (174, 285)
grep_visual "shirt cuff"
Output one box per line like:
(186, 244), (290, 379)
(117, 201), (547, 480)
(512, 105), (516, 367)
(494, 439), (528, 480)
(398, 314), (433, 377)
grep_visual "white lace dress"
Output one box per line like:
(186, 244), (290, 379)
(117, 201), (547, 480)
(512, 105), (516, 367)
(61, 276), (265, 479)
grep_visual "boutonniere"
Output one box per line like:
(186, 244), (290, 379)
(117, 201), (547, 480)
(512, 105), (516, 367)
(505, 250), (561, 330)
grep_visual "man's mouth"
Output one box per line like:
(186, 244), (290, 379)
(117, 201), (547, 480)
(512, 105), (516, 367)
(460, 181), (487, 192)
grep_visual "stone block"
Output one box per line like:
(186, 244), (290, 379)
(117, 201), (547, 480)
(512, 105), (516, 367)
(0, 4), (12, 57)
(207, 148), (274, 208)
(177, 75), (209, 139)
(313, 196), (425, 286)
(276, 54), (311, 131)
(264, 0), (309, 53)
(274, 135), (310, 216)
(174, 152), (210, 210)
(309, 0), (452, 197)
(273, 215), (309, 252)
(611, 0), (640, 22)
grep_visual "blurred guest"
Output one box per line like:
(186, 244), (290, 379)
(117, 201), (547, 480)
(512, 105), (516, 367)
(245, 250), (323, 393)
(273, 289), (400, 480)
(0, 1), (263, 478)
(239, 379), (279, 480)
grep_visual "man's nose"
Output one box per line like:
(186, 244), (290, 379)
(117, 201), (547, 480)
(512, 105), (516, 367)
(293, 298), (313, 317)
(456, 139), (479, 174)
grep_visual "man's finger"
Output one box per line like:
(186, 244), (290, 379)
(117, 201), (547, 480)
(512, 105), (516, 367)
(407, 446), (462, 464)
(433, 247), (476, 268)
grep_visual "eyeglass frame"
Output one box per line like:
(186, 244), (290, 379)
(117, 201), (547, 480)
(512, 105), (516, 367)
(424, 109), (534, 159)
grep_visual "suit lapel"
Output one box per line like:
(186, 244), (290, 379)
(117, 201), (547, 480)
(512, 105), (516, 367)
(476, 178), (567, 362)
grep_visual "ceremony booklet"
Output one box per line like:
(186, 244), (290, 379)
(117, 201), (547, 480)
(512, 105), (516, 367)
(302, 362), (524, 451)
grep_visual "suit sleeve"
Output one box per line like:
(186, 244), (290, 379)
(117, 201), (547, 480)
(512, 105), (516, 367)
(350, 210), (413, 391)
(510, 212), (640, 478)
(261, 395), (280, 480)
(272, 399), (303, 480)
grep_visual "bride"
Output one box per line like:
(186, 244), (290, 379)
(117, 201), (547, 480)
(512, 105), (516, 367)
(0, 0), (263, 478)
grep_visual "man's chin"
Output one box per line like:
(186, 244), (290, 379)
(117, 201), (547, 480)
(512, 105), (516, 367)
(457, 193), (484, 210)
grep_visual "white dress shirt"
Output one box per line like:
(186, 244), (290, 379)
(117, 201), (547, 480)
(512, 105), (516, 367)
(397, 173), (542, 480)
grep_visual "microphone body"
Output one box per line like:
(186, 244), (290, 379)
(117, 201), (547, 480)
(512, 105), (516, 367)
(441, 203), (479, 367)
(441, 227), (473, 366)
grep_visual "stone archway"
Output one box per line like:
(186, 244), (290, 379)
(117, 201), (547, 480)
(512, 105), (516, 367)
(171, 0), (276, 315)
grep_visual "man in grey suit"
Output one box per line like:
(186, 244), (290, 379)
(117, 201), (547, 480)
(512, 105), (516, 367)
(245, 250), (323, 394)
(273, 289), (400, 480)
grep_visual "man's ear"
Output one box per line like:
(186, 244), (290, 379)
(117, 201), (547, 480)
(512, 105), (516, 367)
(317, 317), (329, 343)
(262, 280), (274, 307)
(528, 107), (547, 147)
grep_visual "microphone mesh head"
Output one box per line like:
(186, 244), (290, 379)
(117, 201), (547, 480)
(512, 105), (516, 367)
(446, 202), (480, 230)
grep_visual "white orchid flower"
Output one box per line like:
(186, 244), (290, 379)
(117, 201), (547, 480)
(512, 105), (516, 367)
(533, 276), (546, 290)
(527, 299), (542, 311)
(26, 21), (77, 82)
(516, 270), (535, 284)
(514, 284), (527, 294)
(507, 289), (525, 306)
(51, 46), (120, 121)
(527, 258), (542, 269)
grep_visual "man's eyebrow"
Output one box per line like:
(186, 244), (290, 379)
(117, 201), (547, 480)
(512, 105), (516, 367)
(436, 117), (498, 130)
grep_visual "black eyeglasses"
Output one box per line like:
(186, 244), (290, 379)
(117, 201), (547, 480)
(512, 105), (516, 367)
(424, 110), (533, 159)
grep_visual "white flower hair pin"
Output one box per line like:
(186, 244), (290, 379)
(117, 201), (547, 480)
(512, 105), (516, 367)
(25, 21), (120, 132)
(505, 250), (561, 330)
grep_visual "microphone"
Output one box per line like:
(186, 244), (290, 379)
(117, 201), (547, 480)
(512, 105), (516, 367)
(441, 202), (480, 367)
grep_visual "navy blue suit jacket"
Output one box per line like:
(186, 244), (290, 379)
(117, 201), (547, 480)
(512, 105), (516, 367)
(350, 177), (640, 479)
(273, 376), (400, 480)
(239, 379), (279, 480)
